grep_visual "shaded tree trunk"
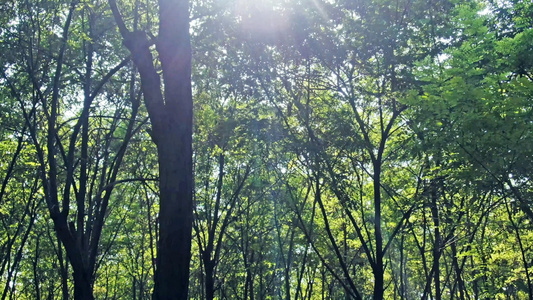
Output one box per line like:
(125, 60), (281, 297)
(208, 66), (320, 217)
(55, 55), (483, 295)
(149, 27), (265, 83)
(204, 259), (215, 300)
(429, 178), (442, 300)
(373, 161), (384, 300)
(451, 240), (466, 300)
(109, 0), (193, 299)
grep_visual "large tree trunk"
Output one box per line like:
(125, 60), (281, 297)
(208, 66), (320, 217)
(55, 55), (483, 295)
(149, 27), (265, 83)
(109, 0), (193, 299)
(151, 0), (194, 297)
(204, 259), (215, 300)
(154, 128), (193, 299)
(72, 270), (94, 300)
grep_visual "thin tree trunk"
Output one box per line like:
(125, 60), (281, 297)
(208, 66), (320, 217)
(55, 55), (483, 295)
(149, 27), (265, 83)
(373, 161), (384, 300)
(505, 197), (533, 300)
(399, 235), (407, 300)
(285, 231), (295, 300)
(451, 241), (466, 300)
(33, 234), (42, 300)
(431, 180), (441, 300)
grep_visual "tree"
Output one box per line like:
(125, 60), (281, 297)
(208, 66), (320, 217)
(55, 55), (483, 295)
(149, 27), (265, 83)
(243, 0), (460, 298)
(1, 0), (142, 298)
(108, 0), (194, 298)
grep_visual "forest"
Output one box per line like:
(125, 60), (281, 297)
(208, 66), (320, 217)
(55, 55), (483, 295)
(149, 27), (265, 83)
(1, 0), (532, 299)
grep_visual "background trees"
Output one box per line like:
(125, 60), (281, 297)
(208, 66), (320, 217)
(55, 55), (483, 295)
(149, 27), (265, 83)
(1, 0), (532, 299)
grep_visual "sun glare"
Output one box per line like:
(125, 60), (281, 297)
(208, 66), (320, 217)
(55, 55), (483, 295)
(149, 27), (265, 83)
(234, 0), (292, 37)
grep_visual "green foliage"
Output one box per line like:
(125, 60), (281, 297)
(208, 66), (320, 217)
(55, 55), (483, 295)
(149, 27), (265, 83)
(1, 0), (533, 299)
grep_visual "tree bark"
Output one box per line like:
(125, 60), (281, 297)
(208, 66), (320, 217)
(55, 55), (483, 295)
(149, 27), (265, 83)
(430, 180), (442, 300)
(204, 259), (215, 300)
(109, 0), (193, 299)
(372, 161), (384, 300)
(154, 128), (193, 300)
(72, 271), (94, 300)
